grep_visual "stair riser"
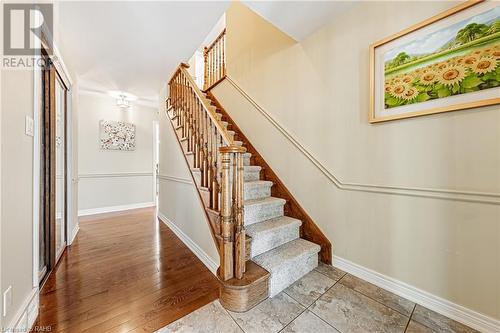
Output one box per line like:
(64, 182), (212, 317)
(244, 184), (272, 201)
(268, 253), (318, 297)
(229, 169), (260, 182)
(250, 225), (300, 258)
(244, 203), (284, 226)
(180, 140), (188, 152)
(192, 171), (201, 186)
(244, 170), (260, 182)
(186, 154), (194, 167)
(243, 155), (251, 166)
(200, 189), (210, 207)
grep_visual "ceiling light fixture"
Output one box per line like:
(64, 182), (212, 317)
(108, 90), (137, 110)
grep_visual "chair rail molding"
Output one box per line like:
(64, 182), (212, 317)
(224, 76), (500, 205)
(157, 174), (193, 185)
(78, 172), (153, 179)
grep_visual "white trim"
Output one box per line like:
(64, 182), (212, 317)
(225, 76), (500, 205)
(333, 255), (500, 333)
(152, 121), (160, 206)
(66, 88), (75, 247)
(78, 202), (155, 217)
(157, 174), (193, 185)
(78, 172), (153, 179)
(32, 49), (41, 289)
(157, 213), (218, 275)
(5, 288), (38, 333)
(69, 224), (80, 245)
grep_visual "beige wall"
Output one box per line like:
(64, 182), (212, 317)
(1, 70), (36, 326)
(77, 91), (157, 212)
(212, 1), (500, 320)
(157, 84), (219, 269)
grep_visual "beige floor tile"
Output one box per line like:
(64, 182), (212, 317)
(339, 274), (415, 316)
(281, 310), (340, 333)
(310, 283), (409, 333)
(405, 320), (434, 333)
(285, 270), (336, 307)
(314, 263), (346, 281)
(229, 292), (305, 333)
(156, 300), (242, 333)
(411, 305), (479, 333)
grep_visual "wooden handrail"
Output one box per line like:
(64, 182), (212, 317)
(168, 62), (246, 281)
(207, 28), (226, 50)
(203, 29), (226, 91)
(170, 64), (233, 145)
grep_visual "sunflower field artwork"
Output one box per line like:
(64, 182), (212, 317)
(370, 2), (500, 123)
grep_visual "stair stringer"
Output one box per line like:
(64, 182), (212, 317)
(206, 91), (332, 265)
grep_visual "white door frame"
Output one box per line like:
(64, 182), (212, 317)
(152, 120), (160, 206)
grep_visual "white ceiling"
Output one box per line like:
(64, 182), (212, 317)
(57, 1), (229, 102)
(242, 1), (356, 42)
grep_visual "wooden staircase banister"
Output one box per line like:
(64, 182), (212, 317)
(168, 62), (248, 283)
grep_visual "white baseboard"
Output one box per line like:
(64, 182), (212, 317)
(157, 212), (218, 275)
(5, 288), (38, 333)
(69, 223), (80, 245)
(333, 256), (499, 333)
(78, 202), (155, 216)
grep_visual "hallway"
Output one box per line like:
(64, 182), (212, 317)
(36, 208), (219, 332)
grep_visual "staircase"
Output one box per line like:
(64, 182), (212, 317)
(166, 59), (328, 312)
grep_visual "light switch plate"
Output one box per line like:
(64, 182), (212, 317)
(25, 115), (34, 137)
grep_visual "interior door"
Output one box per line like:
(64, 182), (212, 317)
(39, 55), (69, 284)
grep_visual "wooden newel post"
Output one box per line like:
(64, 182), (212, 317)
(219, 145), (246, 281)
(219, 148), (234, 281)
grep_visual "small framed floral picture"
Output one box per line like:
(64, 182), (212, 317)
(370, 0), (500, 123)
(100, 120), (136, 151)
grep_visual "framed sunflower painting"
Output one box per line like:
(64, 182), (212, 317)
(370, 0), (500, 123)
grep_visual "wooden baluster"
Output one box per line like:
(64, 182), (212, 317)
(198, 100), (204, 171)
(234, 149), (246, 278)
(178, 75), (182, 126)
(194, 99), (200, 169)
(189, 90), (195, 152)
(180, 75), (184, 130)
(207, 120), (213, 208)
(177, 75), (181, 124)
(201, 110), (209, 187)
(219, 148), (234, 281)
(222, 33), (226, 77)
(183, 76), (187, 138)
(216, 40), (220, 82)
(203, 47), (209, 91)
(218, 37), (222, 82)
(210, 125), (218, 210)
(199, 108), (205, 186)
(211, 46), (215, 87)
(187, 88), (191, 151)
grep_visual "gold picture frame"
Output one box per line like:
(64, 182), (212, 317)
(369, 0), (500, 123)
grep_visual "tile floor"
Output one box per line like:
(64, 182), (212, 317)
(156, 263), (479, 333)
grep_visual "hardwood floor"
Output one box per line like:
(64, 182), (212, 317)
(37, 207), (220, 333)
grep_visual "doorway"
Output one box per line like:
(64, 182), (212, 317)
(153, 121), (160, 207)
(38, 53), (69, 284)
